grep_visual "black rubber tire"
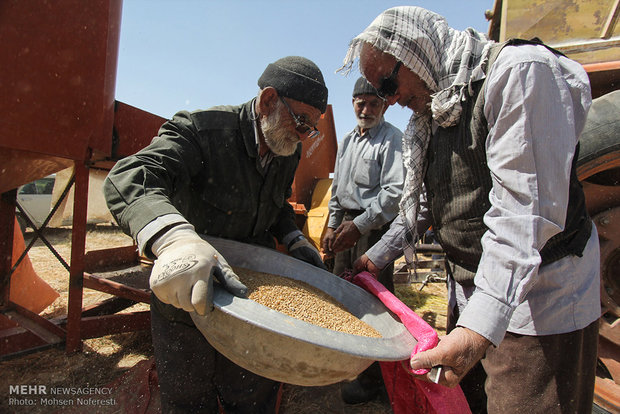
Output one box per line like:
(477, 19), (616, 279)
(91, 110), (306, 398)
(577, 90), (620, 171)
(576, 90), (620, 414)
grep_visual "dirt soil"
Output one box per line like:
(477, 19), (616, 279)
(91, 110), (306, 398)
(1, 226), (447, 414)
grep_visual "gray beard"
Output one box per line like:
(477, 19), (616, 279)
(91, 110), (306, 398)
(261, 105), (299, 156)
(357, 116), (380, 130)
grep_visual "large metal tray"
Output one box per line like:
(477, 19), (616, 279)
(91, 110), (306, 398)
(191, 236), (416, 386)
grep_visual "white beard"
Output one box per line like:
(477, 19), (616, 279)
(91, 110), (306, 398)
(260, 103), (299, 156)
(357, 115), (381, 130)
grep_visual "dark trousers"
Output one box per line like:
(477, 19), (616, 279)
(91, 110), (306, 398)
(448, 305), (599, 414)
(151, 295), (281, 413)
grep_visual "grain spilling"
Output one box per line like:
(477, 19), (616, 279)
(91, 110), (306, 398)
(233, 267), (381, 338)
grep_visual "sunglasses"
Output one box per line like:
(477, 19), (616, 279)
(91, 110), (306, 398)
(279, 96), (321, 139)
(377, 61), (402, 98)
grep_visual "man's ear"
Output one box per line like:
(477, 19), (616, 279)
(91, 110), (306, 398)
(257, 87), (279, 116)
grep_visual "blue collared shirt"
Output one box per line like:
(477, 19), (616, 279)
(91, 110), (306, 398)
(367, 44), (600, 345)
(327, 119), (404, 234)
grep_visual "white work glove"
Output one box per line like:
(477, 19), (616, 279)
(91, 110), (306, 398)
(288, 235), (328, 270)
(149, 223), (247, 315)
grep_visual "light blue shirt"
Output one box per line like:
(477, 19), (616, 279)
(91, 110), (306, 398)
(367, 44), (600, 345)
(327, 119), (404, 234)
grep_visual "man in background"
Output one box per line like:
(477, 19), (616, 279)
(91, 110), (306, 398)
(321, 77), (404, 405)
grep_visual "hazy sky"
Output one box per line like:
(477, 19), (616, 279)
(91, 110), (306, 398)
(115, 1), (494, 140)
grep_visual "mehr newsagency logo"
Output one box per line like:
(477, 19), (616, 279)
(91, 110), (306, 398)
(7, 384), (116, 408)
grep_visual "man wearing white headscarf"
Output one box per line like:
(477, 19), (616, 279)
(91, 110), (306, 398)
(341, 6), (600, 413)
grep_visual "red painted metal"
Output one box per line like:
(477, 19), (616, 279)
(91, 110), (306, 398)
(78, 312), (151, 340)
(584, 61), (620, 73)
(0, 0), (123, 192)
(593, 208), (620, 319)
(0, 190), (16, 309)
(583, 60), (620, 99)
(594, 377), (620, 413)
(595, 318), (620, 412)
(290, 105), (338, 210)
(83, 274), (150, 304)
(1, 0), (126, 357)
(111, 101), (168, 160)
(0, 302), (66, 357)
(0, 0), (160, 359)
(84, 245), (140, 273)
(65, 162), (90, 353)
(0, 326), (55, 357)
(5, 302), (66, 341)
(0, 0), (340, 360)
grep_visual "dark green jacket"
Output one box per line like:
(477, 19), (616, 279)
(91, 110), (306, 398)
(104, 99), (301, 251)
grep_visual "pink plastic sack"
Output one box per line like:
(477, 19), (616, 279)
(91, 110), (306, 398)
(353, 272), (471, 414)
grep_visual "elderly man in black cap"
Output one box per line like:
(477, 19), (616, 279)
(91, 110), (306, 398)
(104, 56), (328, 413)
(321, 77), (404, 404)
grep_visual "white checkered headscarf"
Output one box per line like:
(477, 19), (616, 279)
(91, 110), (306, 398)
(339, 6), (492, 267)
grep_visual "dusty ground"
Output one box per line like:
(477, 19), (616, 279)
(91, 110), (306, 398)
(1, 225), (447, 413)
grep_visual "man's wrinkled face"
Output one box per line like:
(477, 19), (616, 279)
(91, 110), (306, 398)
(261, 97), (321, 157)
(260, 99), (300, 156)
(360, 43), (432, 115)
(353, 94), (385, 130)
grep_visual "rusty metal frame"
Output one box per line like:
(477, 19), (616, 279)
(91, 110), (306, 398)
(1, 189), (17, 309)
(12, 173), (76, 274)
(1, 161), (152, 359)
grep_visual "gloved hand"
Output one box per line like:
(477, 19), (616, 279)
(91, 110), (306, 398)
(150, 223), (247, 315)
(288, 235), (328, 270)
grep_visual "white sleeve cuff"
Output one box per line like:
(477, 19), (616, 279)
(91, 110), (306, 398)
(136, 213), (189, 256)
(457, 290), (513, 346)
(353, 215), (371, 235)
(327, 211), (344, 229)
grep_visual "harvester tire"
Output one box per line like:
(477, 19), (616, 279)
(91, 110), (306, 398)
(578, 90), (620, 180)
(577, 90), (620, 414)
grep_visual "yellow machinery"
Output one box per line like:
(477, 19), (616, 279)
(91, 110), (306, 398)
(303, 178), (333, 251)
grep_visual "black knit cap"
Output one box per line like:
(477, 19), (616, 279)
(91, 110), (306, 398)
(258, 56), (328, 113)
(353, 77), (380, 97)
